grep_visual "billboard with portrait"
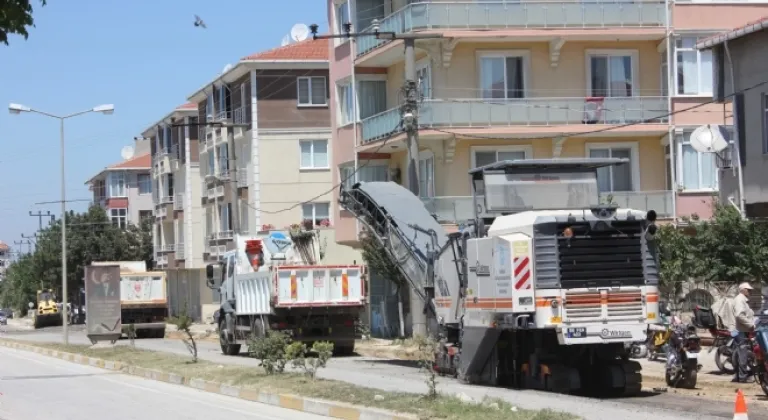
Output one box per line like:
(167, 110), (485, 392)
(85, 264), (122, 343)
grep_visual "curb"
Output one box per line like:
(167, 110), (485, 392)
(0, 340), (415, 420)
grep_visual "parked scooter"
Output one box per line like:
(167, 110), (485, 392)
(647, 301), (675, 361)
(665, 323), (702, 389)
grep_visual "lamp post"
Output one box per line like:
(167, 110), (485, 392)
(8, 103), (114, 345)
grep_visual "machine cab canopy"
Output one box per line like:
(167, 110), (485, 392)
(468, 158), (629, 214)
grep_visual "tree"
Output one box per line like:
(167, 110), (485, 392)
(1, 0), (47, 45)
(0, 205), (154, 311)
(656, 224), (694, 301)
(359, 229), (408, 338)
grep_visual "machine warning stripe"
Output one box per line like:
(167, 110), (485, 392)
(513, 257), (529, 277)
(290, 275), (298, 300)
(465, 299), (513, 309)
(513, 256), (532, 290)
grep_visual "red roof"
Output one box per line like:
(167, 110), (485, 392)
(109, 153), (151, 170)
(241, 38), (329, 61)
(176, 102), (197, 110)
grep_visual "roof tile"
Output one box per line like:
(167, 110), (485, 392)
(109, 153), (151, 170)
(241, 38), (329, 61)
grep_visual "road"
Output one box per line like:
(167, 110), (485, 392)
(5, 324), (764, 420)
(0, 339), (328, 420)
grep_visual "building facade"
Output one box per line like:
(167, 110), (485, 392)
(186, 39), (361, 265)
(698, 17), (768, 218)
(326, 0), (768, 243)
(86, 137), (154, 228)
(0, 241), (10, 281)
(141, 103), (205, 270)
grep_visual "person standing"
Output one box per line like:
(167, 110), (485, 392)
(732, 282), (756, 383)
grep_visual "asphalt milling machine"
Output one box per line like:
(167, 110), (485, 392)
(340, 158), (661, 397)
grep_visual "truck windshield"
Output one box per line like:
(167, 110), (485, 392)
(39, 292), (53, 301)
(476, 171), (601, 212)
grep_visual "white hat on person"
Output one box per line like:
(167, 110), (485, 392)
(739, 282), (754, 290)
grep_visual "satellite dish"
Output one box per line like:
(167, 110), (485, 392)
(222, 63), (233, 74)
(121, 146), (135, 161)
(290, 23), (310, 42)
(689, 124), (729, 153)
(281, 34), (292, 47)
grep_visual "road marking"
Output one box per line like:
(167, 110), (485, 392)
(0, 347), (289, 420)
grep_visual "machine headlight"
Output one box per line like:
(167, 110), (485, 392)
(563, 227), (574, 238)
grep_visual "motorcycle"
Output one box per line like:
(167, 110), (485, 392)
(665, 323), (702, 389)
(692, 304), (737, 374)
(647, 302), (675, 361)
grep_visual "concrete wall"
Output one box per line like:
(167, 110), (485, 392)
(126, 171), (153, 225)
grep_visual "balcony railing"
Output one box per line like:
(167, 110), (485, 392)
(174, 193), (184, 211)
(356, 1), (665, 57)
(159, 195), (174, 205)
(155, 206), (167, 219)
(421, 190), (674, 223)
(361, 97), (669, 143)
(158, 244), (176, 253)
(175, 244), (186, 260)
(214, 110), (232, 122)
(233, 107), (248, 125)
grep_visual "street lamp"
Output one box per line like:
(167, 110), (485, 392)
(8, 102), (115, 345)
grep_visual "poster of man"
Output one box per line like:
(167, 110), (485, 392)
(85, 265), (122, 343)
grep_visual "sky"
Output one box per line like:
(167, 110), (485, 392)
(0, 0), (327, 251)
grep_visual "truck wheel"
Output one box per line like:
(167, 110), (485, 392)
(219, 319), (241, 356)
(332, 341), (355, 356)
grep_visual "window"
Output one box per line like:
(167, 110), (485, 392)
(297, 77), (327, 106)
(479, 52), (526, 99)
(217, 144), (229, 175)
(340, 163), (389, 190)
(166, 174), (174, 197)
(138, 174), (151, 195)
(472, 147), (529, 169)
(335, 1), (350, 36)
(217, 84), (227, 116)
(675, 37), (713, 95)
(419, 151), (435, 199)
(240, 201), (249, 234)
(587, 143), (638, 192)
(416, 60), (432, 99)
(219, 203), (231, 231)
(207, 150), (215, 176)
(110, 208), (128, 229)
(661, 50), (668, 97)
(300, 140), (329, 169)
(164, 125), (172, 152)
(139, 210), (153, 223)
(588, 51), (635, 97)
(677, 130), (717, 191)
(108, 171), (126, 197)
(337, 82), (355, 124)
(358, 80), (387, 120)
(206, 95), (214, 121)
(175, 219), (185, 245)
(302, 202), (330, 226)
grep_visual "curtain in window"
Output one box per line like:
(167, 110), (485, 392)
(505, 57), (524, 99)
(681, 144), (699, 189)
(678, 51), (698, 95)
(315, 203), (330, 221)
(611, 148), (632, 191)
(356, 0), (384, 30)
(300, 142), (313, 167)
(311, 78), (326, 105)
(340, 166), (355, 189)
(361, 165), (388, 182)
(700, 49), (713, 94)
(591, 57), (609, 97)
(474, 151), (497, 168)
(701, 153), (716, 189)
(358, 80), (387, 120)
(208, 152), (215, 175)
(480, 57), (505, 99)
(609, 56), (632, 97)
(312, 140), (328, 167)
(589, 149), (612, 192)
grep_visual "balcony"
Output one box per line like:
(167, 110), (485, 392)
(158, 244), (176, 253)
(159, 195), (174, 206)
(421, 190), (674, 223)
(356, 1), (666, 58)
(155, 206), (167, 219)
(174, 193), (184, 211)
(175, 244), (186, 260)
(361, 97), (669, 143)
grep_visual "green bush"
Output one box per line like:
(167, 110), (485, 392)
(285, 341), (334, 380)
(248, 331), (291, 374)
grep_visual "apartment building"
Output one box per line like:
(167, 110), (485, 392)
(0, 241), (10, 281)
(698, 17), (768, 218)
(86, 137), (154, 228)
(326, 0), (768, 240)
(140, 102), (204, 270)
(186, 38), (361, 265)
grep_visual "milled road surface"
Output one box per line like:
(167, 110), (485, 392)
(6, 324), (764, 420)
(0, 344), (328, 420)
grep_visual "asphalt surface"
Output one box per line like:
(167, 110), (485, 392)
(0, 336), (328, 420)
(6, 322), (763, 420)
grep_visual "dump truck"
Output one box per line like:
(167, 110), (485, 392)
(206, 231), (365, 356)
(91, 261), (168, 338)
(340, 158), (660, 396)
(33, 289), (63, 329)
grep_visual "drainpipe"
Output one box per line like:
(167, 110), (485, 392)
(723, 40), (747, 219)
(665, 0), (677, 224)
(349, 0), (361, 240)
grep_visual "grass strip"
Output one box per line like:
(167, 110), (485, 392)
(10, 340), (578, 420)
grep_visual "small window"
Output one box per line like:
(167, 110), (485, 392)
(300, 140), (329, 169)
(138, 174), (152, 195)
(110, 208), (128, 229)
(302, 202), (331, 227)
(337, 82), (355, 124)
(297, 77), (327, 106)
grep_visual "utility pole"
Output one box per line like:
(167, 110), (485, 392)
(29, 210), (53, 230)
(308, 22), (443, 337)
(14, 239), (32, 254)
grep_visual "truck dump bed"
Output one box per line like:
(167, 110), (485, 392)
(233, 265), (365, 316)
(119, 272), (167, 307)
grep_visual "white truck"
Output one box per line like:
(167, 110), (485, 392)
(91, 261), (168, 338)
(206, 231), (365, 356)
